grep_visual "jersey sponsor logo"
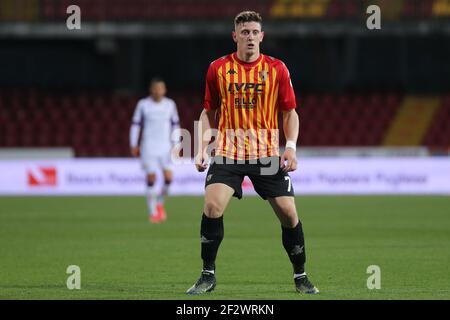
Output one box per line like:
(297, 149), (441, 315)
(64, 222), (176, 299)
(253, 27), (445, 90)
(227, 83), (265, 93)
(228, 83), (265, 109)
(27, 166), (57, 187)
(234, 97), (257, 109)
(227, 69), (237, 74)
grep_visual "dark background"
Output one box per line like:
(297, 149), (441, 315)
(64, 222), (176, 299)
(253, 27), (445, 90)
(1, 0), (449, 155)
(1, 35), (450, 94)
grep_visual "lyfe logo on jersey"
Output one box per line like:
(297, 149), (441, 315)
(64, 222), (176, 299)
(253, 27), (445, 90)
(228, 83), (265, 110)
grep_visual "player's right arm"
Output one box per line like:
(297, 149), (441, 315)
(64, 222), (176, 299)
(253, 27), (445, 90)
(195, 62), (220, 172)
(195, 109), (217, 172)
(277, 62), (298, 172)
(129, 100), (143, 157)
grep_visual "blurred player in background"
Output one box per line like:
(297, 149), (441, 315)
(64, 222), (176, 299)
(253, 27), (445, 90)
(129, 78), (180, 223)
(187, 11), (318, 295)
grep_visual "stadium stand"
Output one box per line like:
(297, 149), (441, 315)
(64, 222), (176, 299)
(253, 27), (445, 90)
(423, 94), (450, 148)
(39, 0), (273, 21)
(299, 93), (401, 147)
(1, 0), (449, 22)
(1, 1), (449, 157)
(433, 0), (450, 16)
(1, 90), (448, 157)
(0, 0), (39, 22)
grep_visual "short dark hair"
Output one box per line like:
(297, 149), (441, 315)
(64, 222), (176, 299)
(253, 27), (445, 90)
(149, 77), (164, 87)
(234, 11), (262, 27)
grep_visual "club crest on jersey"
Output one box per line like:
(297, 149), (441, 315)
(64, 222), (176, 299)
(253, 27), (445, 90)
(260, 70), (268, 82)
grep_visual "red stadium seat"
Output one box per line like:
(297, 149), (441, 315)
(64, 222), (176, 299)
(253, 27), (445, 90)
(0, 90), (443, 152)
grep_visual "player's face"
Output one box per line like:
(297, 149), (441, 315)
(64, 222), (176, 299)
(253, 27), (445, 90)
(150, 81), (167, 101)
(233, 22), (264, 56)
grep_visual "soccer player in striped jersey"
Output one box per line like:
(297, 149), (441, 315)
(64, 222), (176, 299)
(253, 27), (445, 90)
(186, 11), (319, 294)
(129, 78), (180, 223)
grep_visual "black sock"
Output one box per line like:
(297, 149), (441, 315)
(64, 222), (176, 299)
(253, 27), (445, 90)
(282, 222), (306, 275)
(200, 213), (224, 271)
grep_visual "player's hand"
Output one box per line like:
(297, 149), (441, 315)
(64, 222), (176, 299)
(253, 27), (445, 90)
(280, 147), (298, 172)
(195, 150), (209, 172)
(130, 147), (140, 157)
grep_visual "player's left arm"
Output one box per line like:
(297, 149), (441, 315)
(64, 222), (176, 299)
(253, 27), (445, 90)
(281, 109), (299, 172)
(278, 62), (298, 172)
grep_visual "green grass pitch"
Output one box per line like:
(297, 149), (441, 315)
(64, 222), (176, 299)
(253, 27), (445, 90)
(0, 195), (449, 300)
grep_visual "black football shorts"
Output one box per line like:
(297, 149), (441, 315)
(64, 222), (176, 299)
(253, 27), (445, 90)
(204, 156), (295, 200)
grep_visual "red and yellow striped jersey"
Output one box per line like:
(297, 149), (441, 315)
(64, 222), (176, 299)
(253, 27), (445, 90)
(204, 52), (297, 160)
